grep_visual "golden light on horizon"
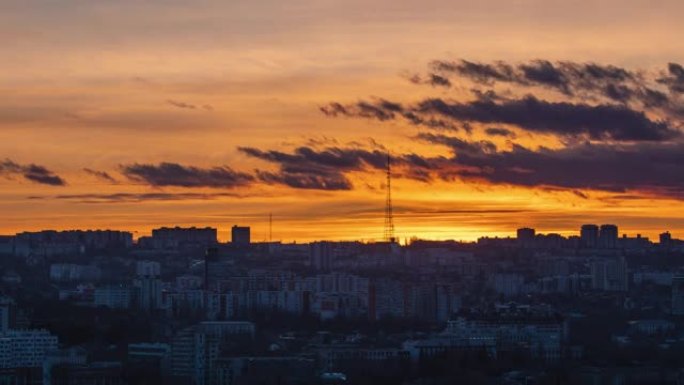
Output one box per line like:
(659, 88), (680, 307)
(2, 0), (684, 241)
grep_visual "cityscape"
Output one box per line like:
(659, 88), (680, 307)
(4, 0), (684, 384)
(0, 222), (683, 384)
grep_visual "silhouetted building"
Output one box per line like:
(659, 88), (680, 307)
(148, 226), (217, 249)
(0, 236), (14, 255)
(231, 226), (251, 246)
(134, 261), (162, 311)
(0, 329), (58, 369)
(660, 231), (672, 246)
(580, 224), (599, 248)
(94, 285), (132, 309)
(591, 257), (628, 291)
(672, 276), (684, 315)
(516, 228), (536, 248)
(618, 233), (651, 250)
(50, 362), (124, 385)
(13, 230), (132, 256)
(599, 224), (618, 249)
(214, 357), (316, 385)
(310, 242), (334, 272)
(170, 321), (255, 385)
(0, 297), (15, 333)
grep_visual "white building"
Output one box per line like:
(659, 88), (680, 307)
(94, 285), (132, 309)
(0, 329), (58, 368)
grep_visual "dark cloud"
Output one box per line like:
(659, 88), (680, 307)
(0, 159), (66, 186)
(428, 74), (452, 87)
(431, 59), (638, 98)
(166, 99), (214, 111)
(401, 111), (458, 130)
(658, 63), (684, 93)
(30, 192), (247, 203)
(236, 129), (684, 199)
(603, 84), (634, 103)
(254, 170), (352, 190)
(239, 146), (376, 190)
(239, 145), (440, 190)
(321, 100), (458, 131)
(431, 60), (514, 84)
(428, 59), (684, 114)
(121, 162), (253, 188)
(554, 62), (636, 100)
(320, 100), (400, 121)
(484, 127), (516, 138)
(520, 60), (569, 93)
(408, 73), (452, 87)
(311, 58), (684, 199)
(325, 95), (678, 141)
(572, 190), (590, 199)
(571, 63), (634, 82)
(416, 95), (677, 141)
(83, 168), (118, 183)
(417, 133), (684, 199)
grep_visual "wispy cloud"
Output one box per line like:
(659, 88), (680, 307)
(0, 159), (66, 186)
(166, 99), (214, 111)
(83, 168), (118, 183)
(29, 192), (249, 203)
(120, 162), (253, 188)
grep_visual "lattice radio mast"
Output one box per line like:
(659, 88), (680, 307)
(383, 152), (396, 243)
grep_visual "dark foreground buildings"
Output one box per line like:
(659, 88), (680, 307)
(0, 223), (683, 384)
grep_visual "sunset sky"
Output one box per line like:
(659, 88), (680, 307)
(2, 0), (684, 242)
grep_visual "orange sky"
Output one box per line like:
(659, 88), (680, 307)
(2, 0), (684, 242)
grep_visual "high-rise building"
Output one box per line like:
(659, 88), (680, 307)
(660, 231), (673, 246)
(580, 224), (599, 248)
(0, 329), (58, 369)
(231, 226), (251, 246)
(591, 257), (628, 291)
(13, 230), (132, 255)
(599, 224), (618, 249)
(149, 227), (217, 249)
(94, 285), (132, 309)
(170, 321), (255, 385)
(516, 228), (536, 248)
(310, 242), (334, 272)
(672, 276), (684, 315)
(0, 297), (15, 333)
(136, 260), (161, 277)
(134, 261), (162, 311)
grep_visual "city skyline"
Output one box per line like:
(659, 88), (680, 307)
(3, 0), (684, 242)
(6, 2), (684, 384)
(1, 222), (676, 245)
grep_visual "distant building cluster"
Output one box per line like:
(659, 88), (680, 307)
(0, 222), (684, 383)
(489, 223), (683, 251)
(1, 230), (132, 258)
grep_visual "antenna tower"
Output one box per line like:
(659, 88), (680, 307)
(383, 152), (396, 243)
